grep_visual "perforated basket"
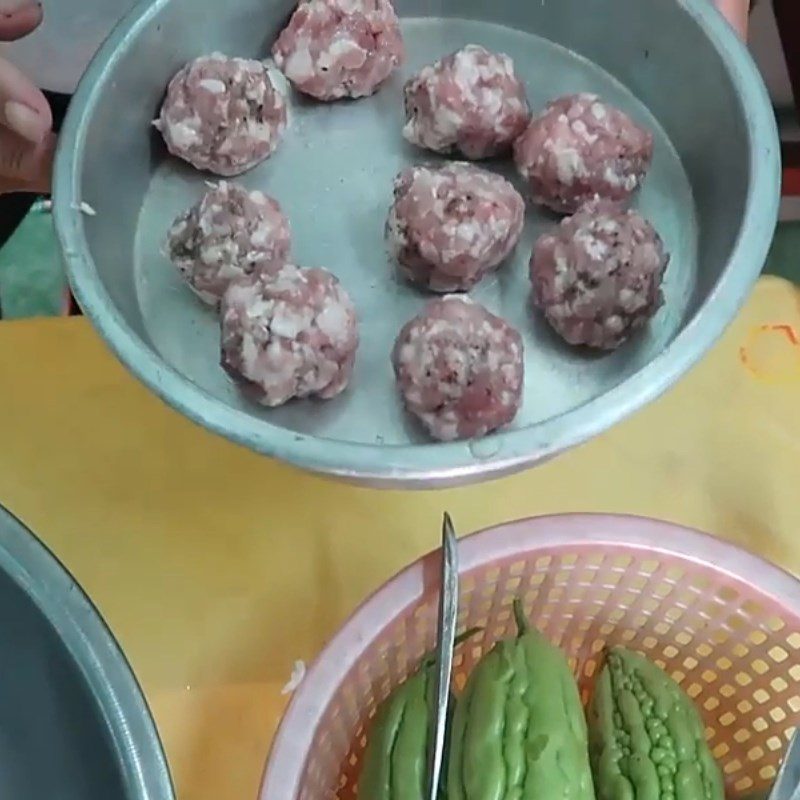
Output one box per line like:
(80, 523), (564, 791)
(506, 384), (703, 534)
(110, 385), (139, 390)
(260, 514), (800, 800)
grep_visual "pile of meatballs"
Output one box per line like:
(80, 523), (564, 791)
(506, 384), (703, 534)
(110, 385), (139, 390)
(155, 0), (669, 443)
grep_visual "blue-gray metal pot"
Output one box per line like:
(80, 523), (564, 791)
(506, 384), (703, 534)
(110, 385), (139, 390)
(0, 504), (173, 800)
(53, 0), (781, 488)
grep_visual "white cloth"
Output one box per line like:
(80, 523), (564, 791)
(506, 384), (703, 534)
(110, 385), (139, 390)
(0, 0), (137, 94)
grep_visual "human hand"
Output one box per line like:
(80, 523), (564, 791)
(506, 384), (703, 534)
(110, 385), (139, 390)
(715, 0), (749, 40)
(0, 1), (53, 195)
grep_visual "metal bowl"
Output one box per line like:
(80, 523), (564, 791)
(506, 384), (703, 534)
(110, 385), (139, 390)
(53, 0), (780, 487)
(0, 504), (173, 799)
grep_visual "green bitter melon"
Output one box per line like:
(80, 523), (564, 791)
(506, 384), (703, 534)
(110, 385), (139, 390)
(588, 646), (724, 800)
(447, 600), (595, 800)
(359, 629), (478, 800)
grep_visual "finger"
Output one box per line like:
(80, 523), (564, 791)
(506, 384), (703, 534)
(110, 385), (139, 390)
(0, 176), (40, 194)
(715, 0), (749, 39)
(0, 56), (51, 142)
(0, 128), (54, 192)
(0, 0), (42, 41)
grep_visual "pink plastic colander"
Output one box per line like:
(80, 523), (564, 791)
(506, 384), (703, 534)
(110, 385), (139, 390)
(260, 514), (800, 800)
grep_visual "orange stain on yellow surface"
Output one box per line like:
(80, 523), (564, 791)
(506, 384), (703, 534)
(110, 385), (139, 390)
(739, 323), (800, 383)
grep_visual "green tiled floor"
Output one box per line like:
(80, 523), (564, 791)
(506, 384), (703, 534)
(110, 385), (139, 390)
(0, 210), (798, 320)
(0, 203), (65, 319)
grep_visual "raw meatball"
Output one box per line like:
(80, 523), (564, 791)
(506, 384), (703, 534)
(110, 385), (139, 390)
(402, 45), (530, 160)
(272, 0), (404, 101)
(531, 201), (668, 350)
(221, 265), (359, 406)
(513, 93), (653, 214)
(392, 296), (524, 441)
(164, 181), (291, 306)
(386, 163), (525, 293)
(155, 53), (287, 176)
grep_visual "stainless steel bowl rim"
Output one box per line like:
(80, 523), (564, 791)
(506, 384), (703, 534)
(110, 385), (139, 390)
(0, 504), (174, 800)
(53, 0), (781, 487)
(261, 512), (800, 799)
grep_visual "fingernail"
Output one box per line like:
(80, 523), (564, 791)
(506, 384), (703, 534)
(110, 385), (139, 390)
(4, 101), (47, 143)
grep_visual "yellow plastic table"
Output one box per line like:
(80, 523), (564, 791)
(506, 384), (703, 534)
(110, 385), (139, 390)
(1, 276), (800, 800)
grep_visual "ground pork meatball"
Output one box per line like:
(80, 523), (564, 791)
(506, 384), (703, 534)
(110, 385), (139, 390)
(221, 265), (359, 406)
(531, 201), (669, 350)
(392, 296), (524, 441)
(272, 0), (404, 101)
(164, 181), (291, 306)
(513, 93), (653, 214)
(155, 53), (287, 176)
(386, 163), (525, 293)
(403, 45), (530, 160)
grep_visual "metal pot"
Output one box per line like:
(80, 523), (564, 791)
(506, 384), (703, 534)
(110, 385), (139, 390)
(0, 504), (173, 800)
(54, 0), (780, 487)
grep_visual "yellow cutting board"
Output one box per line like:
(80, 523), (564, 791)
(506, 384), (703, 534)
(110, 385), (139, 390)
(1, 276), (800, 800)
